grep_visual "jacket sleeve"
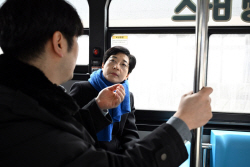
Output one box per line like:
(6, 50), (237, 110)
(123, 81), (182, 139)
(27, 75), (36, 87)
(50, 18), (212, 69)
(64, 123), (188, 167)
(119, 92), (140, 150)
(70, 82), (112, 134)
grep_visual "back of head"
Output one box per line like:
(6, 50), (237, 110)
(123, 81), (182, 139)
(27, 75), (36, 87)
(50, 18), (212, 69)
(0, 0), (83, 61)
(103, 46), (136, 74)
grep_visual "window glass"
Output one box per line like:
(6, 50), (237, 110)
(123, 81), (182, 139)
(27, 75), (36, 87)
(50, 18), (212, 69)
(0, 0), (5, 53)
(0, 1), (89, 28)
(76, 35), (89, 65)
(66, 0), (89, 28)
(208, 34), (250, 113)
(111, 34), (196, 111)
(109, 0), (250, 27)
(0, 0), (5, 6)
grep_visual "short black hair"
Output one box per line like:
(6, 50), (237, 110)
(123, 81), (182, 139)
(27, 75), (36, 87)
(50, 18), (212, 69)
(0, 0), (84, 61)
(103, 46), (136, 74)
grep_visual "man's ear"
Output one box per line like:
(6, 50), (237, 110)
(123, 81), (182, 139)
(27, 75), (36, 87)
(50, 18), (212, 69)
(101, 62), (105, 69)
(52, 31), (64, 57)
(125, 73), (130, 80)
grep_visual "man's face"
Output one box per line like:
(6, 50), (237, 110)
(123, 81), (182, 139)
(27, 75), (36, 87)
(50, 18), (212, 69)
(63, 36), (79, 81)
(102, 52), (130, 84)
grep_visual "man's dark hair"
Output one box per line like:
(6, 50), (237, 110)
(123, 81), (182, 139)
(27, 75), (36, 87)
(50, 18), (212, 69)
(0, 0), (84, 61)
(103, 46), (136, 74)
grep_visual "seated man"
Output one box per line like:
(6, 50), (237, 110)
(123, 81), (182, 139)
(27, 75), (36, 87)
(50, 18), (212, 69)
(0, 0), (213, 166)
(70, 46), (139, 153)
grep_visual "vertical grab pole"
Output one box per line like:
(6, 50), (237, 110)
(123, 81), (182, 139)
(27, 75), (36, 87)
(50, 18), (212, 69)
(190, 0), (209, 167)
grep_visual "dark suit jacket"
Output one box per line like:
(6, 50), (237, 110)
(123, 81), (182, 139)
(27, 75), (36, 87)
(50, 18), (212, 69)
(0, 85), (187, 167)
(70, 81), (140, 153)
(0, 55), (188, 167)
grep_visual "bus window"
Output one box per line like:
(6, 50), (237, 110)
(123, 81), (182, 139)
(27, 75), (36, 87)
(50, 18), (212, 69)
(109, 0), (248, 27)
(109, 0), (195, 27)
(65, 0), (89, 28)
(111, 34), (196, 111)
(76, 35), (89, 65)
(0, 0), (5, 6)
(208, 34), (250, 113)
(65, 0), (89, 65)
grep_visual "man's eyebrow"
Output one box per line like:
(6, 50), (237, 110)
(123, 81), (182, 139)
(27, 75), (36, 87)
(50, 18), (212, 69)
(123, 59), (128, 63)
(110, 55), (117, 59)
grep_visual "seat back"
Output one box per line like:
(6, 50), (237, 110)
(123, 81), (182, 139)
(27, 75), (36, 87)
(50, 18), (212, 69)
(210, 130), (250, 167)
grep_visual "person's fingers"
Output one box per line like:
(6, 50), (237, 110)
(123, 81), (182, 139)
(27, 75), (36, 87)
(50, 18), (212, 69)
(107, 84), (123, 91)
(113, 94), (122, 107)
(117, 85), (125, 96)
(199, 87), (213, 96)
(182, 91), (193, 97)
(115, 88), (125, 102)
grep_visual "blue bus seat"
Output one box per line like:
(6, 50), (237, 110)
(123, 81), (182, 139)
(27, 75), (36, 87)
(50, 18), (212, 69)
(210, 130), (250, 167)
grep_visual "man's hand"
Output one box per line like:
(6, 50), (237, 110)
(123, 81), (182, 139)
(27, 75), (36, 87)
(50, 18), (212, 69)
(174, 87), (213, 130)
(95, 84), (125, 110)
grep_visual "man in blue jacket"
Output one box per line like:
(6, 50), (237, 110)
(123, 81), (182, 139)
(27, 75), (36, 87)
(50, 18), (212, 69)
(0, 0), (213, 166)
